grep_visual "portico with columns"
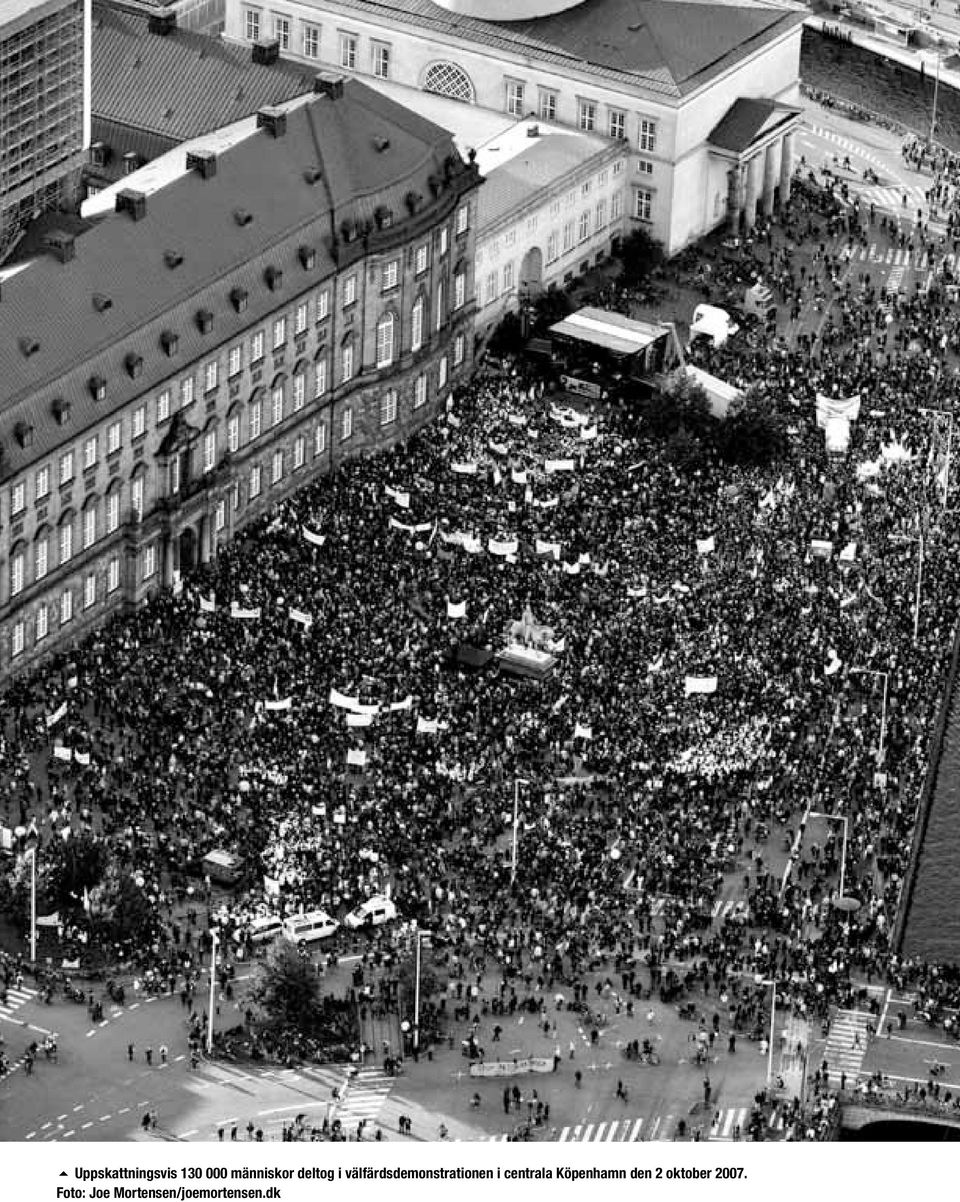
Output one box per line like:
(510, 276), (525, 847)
(706, 98), (801, 235)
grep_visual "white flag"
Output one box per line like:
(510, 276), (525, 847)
(346, 748), (368, 767)
(347, 711), (375, 727)
(489, 440), (509, 456)
(302, 526), (326, 547)
(839, 542), (857, 562)
(289, 607), (313, 628)
(696, 536), (716, 555)
(573, 722), (593, 740)
(264, 697), (293, 712)
(46, 702), (68, 729)
(562, 562), (581, 575)
(580, 425), (598, 441)
(447, 600), (467, 619)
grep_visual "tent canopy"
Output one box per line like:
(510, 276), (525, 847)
(549, 306), (670, 358)
(683, 364), (743, 419)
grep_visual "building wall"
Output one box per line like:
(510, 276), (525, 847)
(0, 0), (89, 257)
(0, 184), (479, 676)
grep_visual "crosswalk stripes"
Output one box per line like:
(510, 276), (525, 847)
(824, 1008), (873, 1087)
(0, 985), (38, 1021)
(709, 1107), (750, 1141)
(557, 1117), (646, 1142)
(335, 1067), (394, 1129)
(646, 896), (741, 920)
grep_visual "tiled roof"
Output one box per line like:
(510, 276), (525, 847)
(312, 0), (805, 98)
(707, 97), (800, 152)
(91, 3), (314, 141)
(0, 80), (474, 478)
(478, 133), (613, 229)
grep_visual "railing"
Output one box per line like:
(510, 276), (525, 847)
(838, 1088), (960, 1128)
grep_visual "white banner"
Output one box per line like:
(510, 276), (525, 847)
(580, 425), (598, 441)
(302, 526), (326, 547)
(289, 607), (313, 628)
(46, 702), (68, 730)
(451, 462), (478, 475)
(535, 540), (561, 560)
(839, 542), (857, 562)
(533, 496), (559, 510)
(574, 722), (593, 740)
(511, 469), (528, 485)
(416, 716), (449, 734)
(469, 1057), (554, 1078)
(230, 603), (261, 620)
(389, 517), (433, 534)
(329, 688), (359, 710)
(36, 912), (61, 928)
(384, 485), (410, 509)
(544, 459), (576, 473)
(684, 676), (718, 696)
(264, 697), (293, 712)
(74, 750), (91, 766)
(507, 413), (527, 427)
(199, 594), (216, 613)
(696, 536), (716, 555)
(52, 744), (72, 761)
(447, 600), (467, 619)
(816, 392), (861, 429)
(489, 538), (519, 557)
(346, 749), (367, 767)
(447, 412), (461, 428)
(489, 440), (509, 456)
(562, 562), (581, 575)
(810, 539), (834, 558)
(347, 711), (375, 727)
(389, 696), (413, 712)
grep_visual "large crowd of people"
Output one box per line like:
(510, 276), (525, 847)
(3, 166), (960, 1140)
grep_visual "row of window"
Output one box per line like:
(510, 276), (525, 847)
(505, 80), (657, 151)
(544, 195), (624, 265)
(244, 9), (391, 79)
(10, 555), (127, 656)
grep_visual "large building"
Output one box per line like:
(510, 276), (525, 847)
(0, 77), (480, 675)
(222, 0), (806, 254)
(0, 0), (91, 259)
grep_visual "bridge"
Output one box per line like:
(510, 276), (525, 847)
(839, 1092), (960, 1134)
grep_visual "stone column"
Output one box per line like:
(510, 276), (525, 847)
(743, 155), (759, 230)
(762, 143), (777, 217)
(162, 535), (174, 590)
(779, 131), (795, 207)
(727, 164), (744, 234)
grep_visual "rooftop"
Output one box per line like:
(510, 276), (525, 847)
(707, 97), (800, 153)
(0, 0), (70, 28)
(305, 0), (805, 98)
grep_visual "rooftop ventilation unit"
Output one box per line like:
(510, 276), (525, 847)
(303, 166), (322, 185)
(314, 74), (344, 100)
(164, 249), (184, 269)
(148, 11), (176, 35)
(92, 293), (113, 313)
(252, 39), (279, 66)
(256, 107), (287, 137)
(18, 337), (39, 358)
(115, 189), (147, 220)
(234, 208), (253, 227)
(44, 230), (75, 263)
(186, 150), (217, 179)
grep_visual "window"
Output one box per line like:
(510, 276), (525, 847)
(578, 99), (597, 132)
(485, 271), (497, 304)
(293, 372), (306, 411)
(596, 198), (608, 229)
(107, 491), (120, 534)
(503, 262), (514, 292)
(538, 89), (557, 121)
(439, 227), (449, 257)
(11, 621), (24, 657)
(203, 430), (217, 473)
(83, 436), (98, 470)
(456, 204), (469, 236)
(61, 589), (73, 625)
(204, 359), (219, 393)
(244, 7), (260, 41)
(170, 457), (180, 495)
(302, 22), (319, 58)
(314, 423), (326, 457)
(339, 31), (357, 69)
(273, 13), (290, 49)
(269, 384), (283, 427)
(215, 501), (226, 532)
(315, 359), (327, 398)
(372, 42), (390, 78)
(505, 79), (525, 117)
(132, 475), (144, 519)
(11, 481), (25, 516)
(143, 544), (157, 580)
(251, 330), (265, 363)
(438, 356), (448, 390)
(343, 275), (357, 307)
(375, 314), (395, 368)
(36, 605), (48, 642)
(414, 373), (427, 409)
(341, 407), (353, 441)
(228, 413), (240, 453)
(181, 376), (194, 407)
(295, 303), (308, 335)
(609, 108), (626, 139)
(107, 421), (121, 455)
(157, 390), (170, 425)
(436, 279), (445, 329)
(415, 245), (428, 276)
(579, 210), (590, 242)
(84, 574), (96, 610)
(229, 345), (242, 378)
(83, 506), (96, 550)
(35, 537), (48, 581)
(635, 188), (653, 222)
(550, 198), (561, 218)
(60, 522), (73, 564)
(563, 220), (575, 252)
(273, 316), (286, 349)
(637, 158), (654, 176)
(639, 119), (657, 153)
(107, 556), (120, 593)
(59, 450), (74, 486)
(316, 289), (330, 321)
(613, 159), (624, 177)
(250, 464), (262, 498)
(130, 406), (145, 441)
(35, 466), (50, 502)
(380, 390), (397, 426)
(272, 450), (283, 484)
(411, 297), (424, 351)
(10, 550), (24, 597)
(423, 61), (474, 103)
(382, 260), (399, 292)
(612, 191), (623, 220)
(249, 400), (262, 441)
(342, 343), (355, 383)
(547, 232), (559, 263)
(294, 436), (305, 469)
(454, 271), (466, 310)
(454, 333), (465, 367)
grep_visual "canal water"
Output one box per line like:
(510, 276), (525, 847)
(840, 1120), (960, 1141)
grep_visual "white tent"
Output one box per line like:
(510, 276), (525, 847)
(683, 364), (743, 420)
(690, 304), (739, 347)
(824, 416), (850, 455)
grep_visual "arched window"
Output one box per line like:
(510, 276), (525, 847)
(423, 61), (475, 104)
(130, 464), (148, 520)
(375, 313), (395, 368)
(34, 525), (50, 582)
(82, 495), (99, 550)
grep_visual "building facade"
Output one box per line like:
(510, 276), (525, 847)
(0, 0), (91, 259)
(221, 0), (805, 254)
(0, 78), (480, 675)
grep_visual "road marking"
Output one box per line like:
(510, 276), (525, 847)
(118, 1108), (130, 1115)
(256, 1101), (331, 1118)
(98, 1020), (109, 1028)
(891, 1034), (960, 1051)
(56, 1114), (67, 1122)
(73, 1105), (84, 1112)
(41, 1122), (52, 1130)
(181, 1129), (199, 1138)
(175, 1055), (186, 1062)
(146, 997), (157, 1004)
(63, 1131), (74, 1139)
(25, 1133), (35, 1141)
(85, 1030), (95, 1038)
(130, 1003), (140, 1010)
(100, 1115), (112, 1122)
(81, 1122), (93, 1130)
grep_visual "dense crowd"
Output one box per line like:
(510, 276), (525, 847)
(3, 169), (960, 1139)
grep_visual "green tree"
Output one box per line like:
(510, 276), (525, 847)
(719, 386), (787, 466)
(41, 833), (107, 915)
(616, 227), (664, 286)
(531, 285), (572, 333)
(250, 938), (322, 1030)
(487, 310), (525, 358)
(107, 874), (161, 945)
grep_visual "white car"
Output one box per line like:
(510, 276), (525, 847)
(344, 895), (398, 929)
(281, 909), (339, 944)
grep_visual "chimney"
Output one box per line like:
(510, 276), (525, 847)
(314, 74), (344, 100)
(186, 150), (217, 179)
(256, 107), (287, 137)
(147, 10), (176, 35)
(252, 39), (280, 66)
(115, 189), (147, 221)
(44, 230), (76, 263)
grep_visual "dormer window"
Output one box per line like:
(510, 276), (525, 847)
(265, 266), (283, 291)
(93, 293), (113, 313)
(161, 330), (179, 356)
(18, 336), (39, 358)
(125, 352), (143, 379)
(89, 375), (106, 401)
(299, 246), (316, 270)
(230, 287), (248, 313)
(197, 309), (214, 334)
(14, 421), (34, 448)
(52, 398), (71, 425)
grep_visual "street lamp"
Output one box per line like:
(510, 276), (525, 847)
(24, 843), (37, 964)
(849, 667), (889, 765)
(206, 927), (218, 1055)
(809, 811), (850, 901)
(760, 977), (777, 1088)
(510, 777), (530, 885)
(888, 530), (924, 644)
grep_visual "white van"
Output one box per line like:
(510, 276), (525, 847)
(281, 910), (339, 944)
(248, 916), (284, 944)
(344, 895), (398, 930)
(690, 304), (739, 348)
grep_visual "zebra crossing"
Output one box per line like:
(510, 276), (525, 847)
(470, 1105), (789, 1143)
(557, 1117), (646, 1142)
(824, 1008), (873, 1087)
(335, 1066), (394, 1129)
(645, 896), (745, 921)
(798, 124), (928, 215)
(803, 123), (887, 171)
(0, 984), (39, 1021)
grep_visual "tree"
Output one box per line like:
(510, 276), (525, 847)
(250, 938), (322, 1030)
(487, 311), (525, 358)
(719, 386), (787, 466)
(41, 832), (107, 915)
(616, 227), (664, 286)
(640, 369), (713, 440)
(531, 285), (572, 333)
(107, 875), (161, 945)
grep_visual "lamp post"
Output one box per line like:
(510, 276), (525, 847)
(888, 530), (924, 644)
(25, 844), (37, 964)
(930, 37), (945, 147)
(809, 811), (850, 900)
(413, 925), (422, 1054)
(510, 777), (529, 885)
(761, 978), (777, 1087)
(849, 668), (889, 765)
(206, 927), (218, 1055)
(919, 407), (954, 508)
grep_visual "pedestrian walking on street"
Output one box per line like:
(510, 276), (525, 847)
(145, 1047), (153, 1066)
(127, 1043), (134, 1062)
